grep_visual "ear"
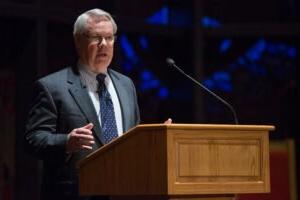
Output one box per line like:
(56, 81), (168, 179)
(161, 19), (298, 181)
(74, 35), (82, 53)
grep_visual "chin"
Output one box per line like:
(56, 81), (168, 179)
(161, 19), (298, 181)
(92, 63), (109, 73)
(98, 59), (111, 67)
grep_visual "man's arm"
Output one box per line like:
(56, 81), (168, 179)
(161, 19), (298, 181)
(130, 79), (141, 126)
(24, 80), (68, 160)
(24, 80), (95, 161)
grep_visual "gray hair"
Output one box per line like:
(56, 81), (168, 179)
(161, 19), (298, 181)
(73, 8), (117, 36)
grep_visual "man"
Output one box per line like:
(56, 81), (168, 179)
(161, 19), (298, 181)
(24, 8), (140, 200)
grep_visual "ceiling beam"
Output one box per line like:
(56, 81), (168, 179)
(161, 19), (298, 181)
(1, 2), (300, 36)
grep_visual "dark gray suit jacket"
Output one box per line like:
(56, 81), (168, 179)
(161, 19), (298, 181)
(24, 66), (140, 200)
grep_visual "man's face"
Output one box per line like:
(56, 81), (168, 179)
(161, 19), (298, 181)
(77, 17), (115, 73)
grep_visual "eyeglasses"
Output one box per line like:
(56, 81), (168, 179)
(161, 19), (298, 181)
(83, 34), (116, 45)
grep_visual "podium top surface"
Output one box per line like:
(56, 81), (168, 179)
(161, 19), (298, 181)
(134, 123), (275, 131)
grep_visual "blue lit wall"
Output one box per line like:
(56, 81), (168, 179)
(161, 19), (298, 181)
(118, 7), (299, 125)
(119, 34), (169, 99)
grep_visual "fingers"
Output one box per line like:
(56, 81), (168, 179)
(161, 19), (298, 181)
(164, 118), (172, 124)
(75, 123), (94, 135)
(83, 123), (94, 130)
(66, 123), (95, 153)
(75, 123), (95, 141)
(77, 137), (95, 146)
(81, 145), (93, 150)
(74, 128), (93, 137)
(73, 129), (95, 143)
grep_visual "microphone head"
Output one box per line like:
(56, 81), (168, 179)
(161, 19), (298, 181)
(166, 57), (175, 66)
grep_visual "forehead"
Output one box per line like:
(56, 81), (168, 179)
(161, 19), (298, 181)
(85, 16), (114, 35)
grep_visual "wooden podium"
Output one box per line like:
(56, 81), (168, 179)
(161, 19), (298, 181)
(77, 124), (275, 200)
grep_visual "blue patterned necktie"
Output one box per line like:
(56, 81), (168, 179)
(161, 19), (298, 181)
(96, 73), (118, 144)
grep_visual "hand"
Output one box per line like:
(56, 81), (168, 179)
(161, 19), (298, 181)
(66, 123), (95, 153)
(164, 118), (172, 124)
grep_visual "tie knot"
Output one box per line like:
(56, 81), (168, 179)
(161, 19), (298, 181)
(96, 73), (106, 86)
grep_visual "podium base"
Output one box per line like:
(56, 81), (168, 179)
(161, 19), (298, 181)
(110, 194), (235, 200)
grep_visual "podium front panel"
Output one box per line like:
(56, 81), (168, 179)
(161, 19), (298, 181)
(167, 128), (270, 194)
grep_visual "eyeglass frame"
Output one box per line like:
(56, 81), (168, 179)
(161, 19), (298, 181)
(82, 33), (117, 45)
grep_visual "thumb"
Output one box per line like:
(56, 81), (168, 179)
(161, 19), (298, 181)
(83, 123), (94, 130)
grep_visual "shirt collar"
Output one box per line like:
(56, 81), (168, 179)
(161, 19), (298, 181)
(78, 62), (112, 92)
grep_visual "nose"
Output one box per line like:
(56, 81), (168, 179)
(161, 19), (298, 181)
(98, 37), (108, 47)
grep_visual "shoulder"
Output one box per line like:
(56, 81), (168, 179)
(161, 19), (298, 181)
(37, 67), (76, 87)
(108, 68), (133, 83)
(33, 67), (78, 95)
(38, 67), (69, 83)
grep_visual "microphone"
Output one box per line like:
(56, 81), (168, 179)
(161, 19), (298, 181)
(166, 58), (239, 124)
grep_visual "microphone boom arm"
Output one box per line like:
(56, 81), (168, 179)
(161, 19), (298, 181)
(166, 58), (239, 124)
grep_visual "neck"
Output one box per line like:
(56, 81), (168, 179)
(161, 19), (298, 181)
(78, 60), (108, 74)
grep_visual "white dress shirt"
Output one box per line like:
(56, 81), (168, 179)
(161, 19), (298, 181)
(78, 63), (123, 136)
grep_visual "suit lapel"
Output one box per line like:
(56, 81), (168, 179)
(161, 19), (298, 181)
(67, 67), (105, 145)
(109, 69), (131, 132)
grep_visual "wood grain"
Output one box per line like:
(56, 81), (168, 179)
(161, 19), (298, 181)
(77, 124), (274, 199)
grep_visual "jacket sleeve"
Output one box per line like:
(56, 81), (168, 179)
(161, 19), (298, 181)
(131, 79), (140, 126)
(24, 80), (68, 161)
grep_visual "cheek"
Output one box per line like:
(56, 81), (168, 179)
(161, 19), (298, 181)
(87, 45), (97, 57)
(108, 45), (114, 55)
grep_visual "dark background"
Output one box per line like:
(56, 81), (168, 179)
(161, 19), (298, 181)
(0, 0), (299, 199)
